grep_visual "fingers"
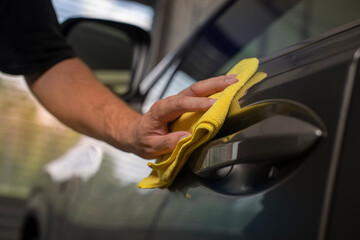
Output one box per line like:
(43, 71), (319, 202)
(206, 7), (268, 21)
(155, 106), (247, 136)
(150, 74), (238, 123)
(146, 131), (191, 158)
(179, 74), (238, 97)
(150, 96), (216, 123)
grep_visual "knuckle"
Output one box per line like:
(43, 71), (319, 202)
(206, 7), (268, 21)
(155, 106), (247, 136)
(199, 99), (210, 109)
(163, 137), (173, 151)
(188, 83), (199, 95)
(139, 140), (156, 159)
(175, 96), (186, 109)
(141, 150), (153, 159)
(144, 147), (153, 156)
(151, 99), (164, 110)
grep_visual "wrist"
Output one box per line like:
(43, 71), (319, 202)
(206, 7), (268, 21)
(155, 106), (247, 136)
(109, 108), (142, 153)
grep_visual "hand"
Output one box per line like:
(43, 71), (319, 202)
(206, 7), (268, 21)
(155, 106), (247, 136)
(130, 74), (238, 159)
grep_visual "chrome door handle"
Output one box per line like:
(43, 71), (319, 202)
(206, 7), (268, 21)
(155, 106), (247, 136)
(188, 115), (322, 180)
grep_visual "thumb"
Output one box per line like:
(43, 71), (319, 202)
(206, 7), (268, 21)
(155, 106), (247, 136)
(154, 131), (191, 156)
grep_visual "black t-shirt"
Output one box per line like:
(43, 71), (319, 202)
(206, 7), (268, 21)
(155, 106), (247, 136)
(0, 0), (75, 75)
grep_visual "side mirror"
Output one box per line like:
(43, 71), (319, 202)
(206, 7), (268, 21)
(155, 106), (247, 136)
(62, 18), (150, 100)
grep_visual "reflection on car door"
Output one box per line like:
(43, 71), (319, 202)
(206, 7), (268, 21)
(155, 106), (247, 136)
(47, 138), (169, 240)
(140, 0), (360, 239)
(149, 31), (360, 240)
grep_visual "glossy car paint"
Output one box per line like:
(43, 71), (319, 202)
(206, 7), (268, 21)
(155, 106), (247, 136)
(148, 27), (360, 240)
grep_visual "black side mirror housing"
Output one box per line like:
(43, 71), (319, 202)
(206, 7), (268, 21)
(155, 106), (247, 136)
(61, 18), (150, 101)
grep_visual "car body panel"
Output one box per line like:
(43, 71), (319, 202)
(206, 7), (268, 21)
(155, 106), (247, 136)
(148, 31), (360, 240)
(324, 50), (360, 240)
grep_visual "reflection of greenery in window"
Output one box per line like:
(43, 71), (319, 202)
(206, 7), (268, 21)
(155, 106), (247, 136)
(0, 75), (80, 198)
(94, 70), (131, 95)
(219, 0), (360, 74)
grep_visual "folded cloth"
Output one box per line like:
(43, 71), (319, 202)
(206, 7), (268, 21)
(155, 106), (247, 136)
(138, 58), (267, 189)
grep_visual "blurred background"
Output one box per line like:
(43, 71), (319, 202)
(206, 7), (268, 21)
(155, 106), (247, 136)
(0, 0), (226, 239)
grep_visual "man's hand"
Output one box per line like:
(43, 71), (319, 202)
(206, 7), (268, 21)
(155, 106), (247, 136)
(26, 58), (237, 159)
(129, 74), (238, 159)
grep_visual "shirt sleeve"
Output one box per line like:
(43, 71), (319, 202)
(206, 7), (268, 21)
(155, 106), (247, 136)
(0, 0), (75, 75)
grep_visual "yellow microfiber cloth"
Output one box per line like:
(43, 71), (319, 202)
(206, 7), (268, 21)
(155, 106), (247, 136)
(138, 58), (267, 189)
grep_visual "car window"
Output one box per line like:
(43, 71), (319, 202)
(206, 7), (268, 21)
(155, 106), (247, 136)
(219, 0), (360, 74)
(144, 0), (359, 107)
(67, 21), (134, 95)
(142, 62), (179, 113)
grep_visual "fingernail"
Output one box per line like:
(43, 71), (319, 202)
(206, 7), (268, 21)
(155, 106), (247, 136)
(209, 98), (217, 105)
(226, 74), (237, 79)
(225, 74), (238, 84)
(180, 133), (191, 140)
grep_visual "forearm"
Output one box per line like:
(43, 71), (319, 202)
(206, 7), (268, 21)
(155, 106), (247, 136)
(26, 57), (141, 152)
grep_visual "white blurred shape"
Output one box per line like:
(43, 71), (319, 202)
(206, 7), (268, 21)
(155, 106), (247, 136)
(45, 138), (103, 182)
(52, 0), (154, 30)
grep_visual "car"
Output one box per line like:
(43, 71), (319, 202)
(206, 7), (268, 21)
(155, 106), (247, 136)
(20, 0), (360, 239)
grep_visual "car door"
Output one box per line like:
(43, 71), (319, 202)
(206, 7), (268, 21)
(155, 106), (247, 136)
(138, 0), (360, 239)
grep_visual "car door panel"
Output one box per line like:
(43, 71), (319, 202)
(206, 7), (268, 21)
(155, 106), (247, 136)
(149, 24), (360, 239)
(327, 57), (360, 240)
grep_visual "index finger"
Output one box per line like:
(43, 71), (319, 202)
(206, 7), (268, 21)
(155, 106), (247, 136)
(149, 95), (216, 123)
(178, 74), (237, 97)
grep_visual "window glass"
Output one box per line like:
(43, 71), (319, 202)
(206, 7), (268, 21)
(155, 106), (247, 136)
(142, 66), (195, 113)
(161, 71), (196, 99)
(162, 0), (360, 97)
(142, 63), (178, 113)
(67, 21), (133, 95)
(53, 0), (155, 95)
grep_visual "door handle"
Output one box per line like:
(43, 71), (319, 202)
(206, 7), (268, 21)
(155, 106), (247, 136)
(188, 115), (323, 180)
